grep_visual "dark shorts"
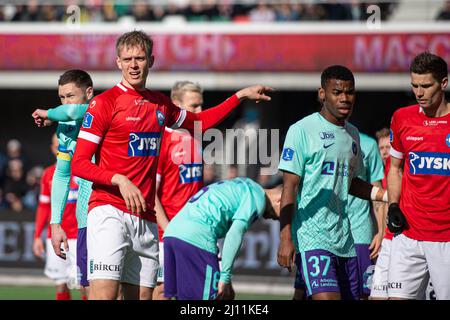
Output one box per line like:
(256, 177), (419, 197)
(164, 237), (220, 300)
(76, 227), (88, 287)
(296, 249), (360, 300)
(355, 243), (374, 297)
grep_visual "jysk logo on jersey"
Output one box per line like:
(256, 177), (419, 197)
(128, 132), (161, 157)
(409, 151), (450, 176)
(446, 134), (450, 148)
(82, 112), (93, 128)
(156, 110), (165, 126)
(179, 163), (203, 183)
(282, 148), (294, 161)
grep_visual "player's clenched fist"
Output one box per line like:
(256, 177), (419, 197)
(32, 109), (53, 127)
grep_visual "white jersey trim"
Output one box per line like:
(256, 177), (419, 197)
(172, 109), (186, 129)
(79, 131), (101, 144)
(116, 83), (128, 92)
(390, 147), (404, 159)
(39, 195), (50, 203)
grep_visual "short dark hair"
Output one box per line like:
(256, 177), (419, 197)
(410, 52), (448, 83)
(321, 65), (355, 88)
(58, 69), (93, 90)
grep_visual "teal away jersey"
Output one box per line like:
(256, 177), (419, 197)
(163, 177), (266, 254)
(279, 112), (363, 257)
(347, 133), (384, 244)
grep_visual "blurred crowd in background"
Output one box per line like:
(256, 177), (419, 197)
(0, 0), (419, 23)
(0, 139), (41, 212)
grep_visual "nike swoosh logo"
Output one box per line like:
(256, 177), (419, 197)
(323, 143), (335, 149)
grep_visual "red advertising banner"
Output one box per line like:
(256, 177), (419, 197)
(0, 33), (448, 72)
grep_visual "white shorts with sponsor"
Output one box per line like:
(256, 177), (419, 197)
(369, 238), (391, 299)
(87, 205), (159, 288)
(388, 233), (450, 300)
(44, 238), (78, 288)
(157, 242), (164, 283)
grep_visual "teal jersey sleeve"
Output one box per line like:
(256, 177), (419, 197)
(47, 104), (88, 122)
(279, 123), (307, 177)
(363, 135), (385, 183)
(348, 125), (365, 179)
(220, 220), (247, 283)
(219, 180), (266, 283)
(75, 177), (92, 229)
(50, 149), (71, 225)
(347, 133), (385, 244)
(164, 178), (266, 260)
(50, 116), (93, 228)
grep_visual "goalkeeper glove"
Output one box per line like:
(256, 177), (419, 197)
(387, 203), (407, 234)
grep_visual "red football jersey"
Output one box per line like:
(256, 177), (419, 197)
(73, 83), (240, 222)
(76, 83), (183, 222)
(156, 128), (204, 241)
(390, 104), (450, 241)
(34, 164), (78, 239)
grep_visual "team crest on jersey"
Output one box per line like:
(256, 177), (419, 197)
(128, 132), (161, 157)
(156, 110), (165, 126)
(409, 151), (450, 176)
(446, 134), (450, 148)
(282, 148), (294, 161)
(352, 141), (358, 155)
(82, 112), (93, 128)
(178, 163), (203, 184)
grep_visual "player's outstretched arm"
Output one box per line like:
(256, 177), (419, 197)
(349, 177), (388, 202)
(32, 104), (89, 127)
(235, 85), (273, 103)
(47, 104), (89, 122)
(32, 109), (53, 127)
(177, 85), (273, 133)
(277, 171), (299, 272)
